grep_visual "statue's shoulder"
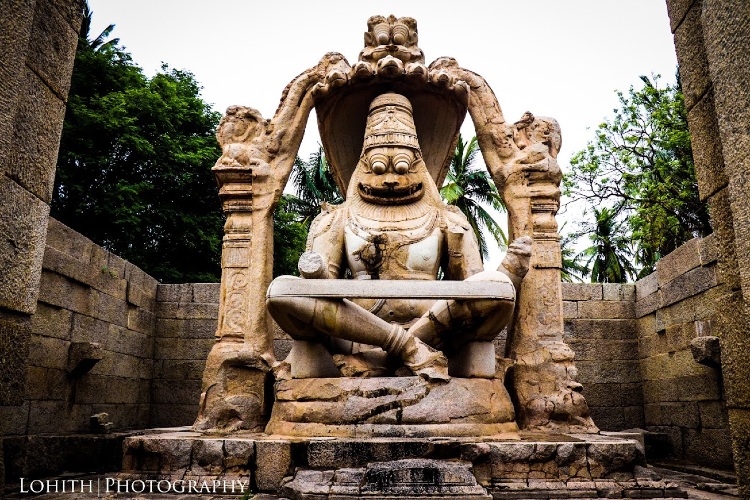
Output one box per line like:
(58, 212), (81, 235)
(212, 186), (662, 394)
(441, 205), (471, 232)
(309, 201), (345, 237)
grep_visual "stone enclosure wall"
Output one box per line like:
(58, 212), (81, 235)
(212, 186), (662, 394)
(1, 219), (158, 478)
(562, 234), (731, 469)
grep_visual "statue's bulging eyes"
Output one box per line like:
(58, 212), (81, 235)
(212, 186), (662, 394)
(372, 160), (387, 175)
(392, 24), (409, 45)
(374, 24), (390, 45)
(393, 153), (412, 174)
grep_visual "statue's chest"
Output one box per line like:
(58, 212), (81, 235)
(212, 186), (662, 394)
(344, 221), (442, 280)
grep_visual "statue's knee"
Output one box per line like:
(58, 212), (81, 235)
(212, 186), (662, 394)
(267, 295), (320, 339)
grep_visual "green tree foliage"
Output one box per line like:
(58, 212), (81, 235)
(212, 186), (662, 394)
(273, 197), (309, 277)
(564, 75), (711, 277)
(53, 6), (224, 283)
(440, 135), (506, 259)
(559, 223), (589, 283)
(578, 206), (637, 283)
(283, 147), (344, 229)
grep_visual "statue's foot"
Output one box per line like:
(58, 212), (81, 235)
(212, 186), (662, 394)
(402, 336), (450, 382)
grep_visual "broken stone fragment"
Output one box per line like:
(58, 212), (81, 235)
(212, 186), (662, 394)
(67, 341), (103, 377)
(690, 336), (721, 368)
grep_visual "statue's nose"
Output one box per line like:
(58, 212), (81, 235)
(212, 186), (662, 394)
(383, 175), (399, 188)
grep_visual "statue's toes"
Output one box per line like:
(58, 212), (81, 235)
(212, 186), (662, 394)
(407, 344), (450, 382)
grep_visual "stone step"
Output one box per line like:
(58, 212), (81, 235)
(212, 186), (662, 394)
(119, 429), (689, 498)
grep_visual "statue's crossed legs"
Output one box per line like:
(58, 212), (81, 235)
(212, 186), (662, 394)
(267, 271), (516, 381)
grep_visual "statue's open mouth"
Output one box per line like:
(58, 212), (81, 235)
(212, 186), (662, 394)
(358, 182), (423, 204)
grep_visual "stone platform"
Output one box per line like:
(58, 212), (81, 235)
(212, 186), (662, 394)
(266, 376), (518, 438)
(120, 429), (688, 498)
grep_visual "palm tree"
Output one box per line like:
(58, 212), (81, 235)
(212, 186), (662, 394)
(578, 206), (636, 283)
(440, 135), (506, 259)
(282, 146), (343, 228)
(80, 2), (120, 52)
(559, 222), (589, 283)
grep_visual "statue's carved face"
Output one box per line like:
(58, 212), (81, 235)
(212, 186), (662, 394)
(357, 146), (425, 205)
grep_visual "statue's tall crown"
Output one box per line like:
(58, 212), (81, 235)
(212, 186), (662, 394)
(363, 93), (421, 153)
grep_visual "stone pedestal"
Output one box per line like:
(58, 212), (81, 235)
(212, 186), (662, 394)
(266, 376), (518, 438)
(120, 430), (686, 498)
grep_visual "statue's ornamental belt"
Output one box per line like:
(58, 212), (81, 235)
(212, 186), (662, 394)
(267, 277), (515, 300)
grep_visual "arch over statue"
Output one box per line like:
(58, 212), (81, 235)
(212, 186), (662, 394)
(194, 14), (597, 436)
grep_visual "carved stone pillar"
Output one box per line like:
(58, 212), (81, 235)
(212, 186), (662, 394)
(507, 195), (596, 432)
(193, 163), (274, 432)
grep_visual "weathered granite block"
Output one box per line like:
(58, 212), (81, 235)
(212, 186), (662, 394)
(156, 301), (220, 320)
(0, 0), (34, 155)
(153, 359), (207, 380)
(635, 291), (661, 319)
(640, 350), (715, 382)
(42, 245), (129, 300)
(123, 261), (158, 295)
(76, 376), (142, 404)
(577, 360), (641, 385)
(699, 233), (718, 265)
(0, 176), (50, 314)
(192, 282), (220, 304)
(156, 283), (195, 303)
(564, 319), (636, 340)
(698, 400), (728, 429)
(127, 306), (154, 335)
(106, 326), (152, 358)
(693, 97), (730, 199)
(690, 335), (721, 367)
(639, 322), (698, 358)
(562, 300), (578, 319)
(642, 375), (720, 404)
(585, 383), (644, 408)
(642, 381), (674, 406)
(154, 337), (214, 360)
(0, 313), (32, 405)
(8, 68), (67, 203)
(655, 238), (702, 286)
(603, 284), (635, 302)
(149, 404), (199, 428)
(45, 218), (95, 262)
(684, 428), (734, 470)
(635, 272), (659, 300)
(151, 379), (202, 406)
(578, 300), (635, 319)
(30, 302), (72, 339)
(255, 440), (292, 492)
(568, 339), (638, 361)
(707, 189), (741, 290)
(126, 283), (156, 310)
(27, 0), (80, 98)
(654, 297), (698, 332)
(673, 3), (711, 110)
(589, 407), (626, 431)
(623, 406), (645, 429)
(156, 318), (217, 339)
(666, 0), (697, 33)
(659, 265), (718, 307)
(27, 333), (69, 370)
(307, 439), (435, 469)
(561, 283), (602, 301)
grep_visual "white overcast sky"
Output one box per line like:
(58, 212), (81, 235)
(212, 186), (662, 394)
(86, 0), (678, 265)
